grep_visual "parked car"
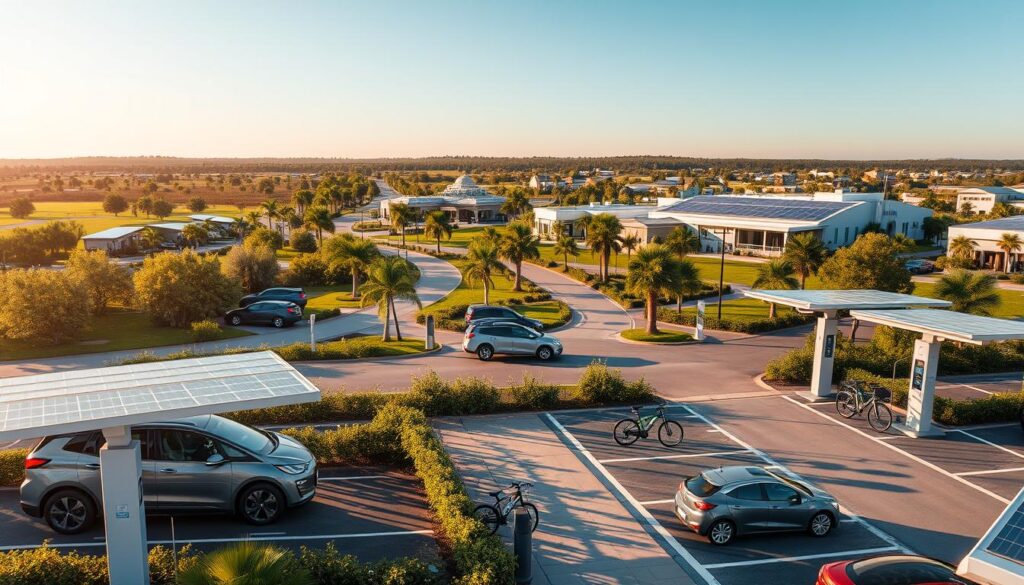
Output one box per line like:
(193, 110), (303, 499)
(465, 304), (544, 331)
(225, 300), (302, 328)
(20, 415), (318, 534)
(159, 241), (180, 250)
(817, 554), (977, 585)
(904, 259), (934, 274)
(674, 465), (839, 545)
(462, 321), (562, 361)
(240, 287), (308, 309)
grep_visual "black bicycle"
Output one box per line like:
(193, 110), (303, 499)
(613, 400), (684, 447)
(835, 380), (893, 432)
(472, 481), (539, 536)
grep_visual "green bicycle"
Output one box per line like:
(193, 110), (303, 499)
(613, 400), (684, 447)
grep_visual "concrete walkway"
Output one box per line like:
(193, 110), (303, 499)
(435, 412), (697, 585)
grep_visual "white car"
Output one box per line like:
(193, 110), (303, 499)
(462, 321), (563, 361)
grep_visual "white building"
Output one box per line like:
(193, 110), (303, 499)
(955, 187), (1024, 214)
(946, 216), (1024, 271)
(81, 226), (144, 253)
(380, 174), (507, 223)
(189, 214), (235, 238)
(533, 203), (660, 239)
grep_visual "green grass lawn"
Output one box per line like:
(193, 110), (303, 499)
(678, 297), (799, 322)
(0, 202), (243, 239)
(305, 286), (363, 311)
(912, 282), (1024, 319)
(276, 247), (302, 260)
(621, 328), (694, 343)
(509, 300), (571, 327)
(422, 258), (530, 313)
(0, 309), (251, 361)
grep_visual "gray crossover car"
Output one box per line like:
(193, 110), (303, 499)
(674, 465), (839, 545)
(462, 321), (563, 361)
(21, 415), (317, 534)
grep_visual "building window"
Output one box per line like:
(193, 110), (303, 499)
(844, 227), (849, 243)
(833, 228), (838, 243)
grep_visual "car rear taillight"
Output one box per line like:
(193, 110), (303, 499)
(300, 293), (306, 299)
(692, 499), (716, 511)
(287, 307), (296, 314)
(467, 332), (475, 339)
(25, 457), (50, 470)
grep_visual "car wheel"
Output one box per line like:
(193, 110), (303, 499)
(230, 315), (243, 326)
(808, 511), (834, 537)
(239, 483), (285, 525)
(272, 317), (285, 328)
(536, 346), (553, 361)
(708, 519), (735, 545)
(44, 489), (96, 534)
(477, 344), (494, 361)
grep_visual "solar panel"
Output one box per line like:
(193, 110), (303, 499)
(987, 505), (1024, 565)
(743, 289), (951, 311)
(0, 351), (320, 441)
(662, 196), (856, 221)
(849, 309), (1024, 344)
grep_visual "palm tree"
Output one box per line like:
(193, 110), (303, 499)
(180, 223), (208, 249)
(139, 226), (163, 251)
(259, 199), (280, 230)
(479, 226), (502, 243)
(245, 210), (263, 231)
(499, 221), (541, 291)
(934, 269), (1001, 315)
(584, 213), (623, 282)
(752, 259), (800, 318)
(673, 259), (703, 314)
(424, 210), (452, 253)
(949, 235), (978, 267)
(783, 232), (826, 289)
(553, 234), (579, 271)
(304, 205), (335, 242)
(231, 217), (247, 242)
(997, 232), (1023, 273)
(465, 240), (502, 304)
(292, 189), (314, 215)
(625, 244), (682, 334)
(621, 233), (641, 263)
(360, 255), (421, 342)
(177, 542), (312, 585)
(891, 233), (915, 253)
(500, 189), (532, 220)
(389, 202), (414, 246)
(324, 234), (379, 299)
(664, 226), (700, 261)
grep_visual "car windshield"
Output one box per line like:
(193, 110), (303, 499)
(204, 416), (275, 454)
(686, 474), (721, 497)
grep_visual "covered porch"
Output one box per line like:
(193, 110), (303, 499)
(734, 228), (787, 256)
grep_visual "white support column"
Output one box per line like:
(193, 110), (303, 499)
(100, 425), (150, 585)
(807, 310), (839, 400)
(896, 335), (944, 437)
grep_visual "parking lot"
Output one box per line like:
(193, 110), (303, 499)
(0, 466), (440, 564)
(936, 371), (1023, 401)
(547, 406), (906, 585)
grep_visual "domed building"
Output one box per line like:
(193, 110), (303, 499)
(380, 174), (507, 224)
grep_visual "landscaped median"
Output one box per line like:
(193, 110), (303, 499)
(658, 297), (813, 333)
(619, 328), (694, 344)
(120, 336), (434, 365)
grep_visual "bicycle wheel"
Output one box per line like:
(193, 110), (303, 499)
(867, 402), (893, 433)
(472, 504), (501, 535)
(520, 502), (540, 533)
(613, 419), (641, 446)
(835, 392), (857, 419)
(658, 420), (684, 447)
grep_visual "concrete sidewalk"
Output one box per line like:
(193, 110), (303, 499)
(435, 413), (697, 585)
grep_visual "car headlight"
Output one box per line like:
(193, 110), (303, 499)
(830, 500), (840, 509)
(275, 463), (309, 475)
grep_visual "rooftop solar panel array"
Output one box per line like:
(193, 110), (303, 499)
(987, 504), (1024, 565)
(0, 352), (319, 439)
(662, 196), (857, 221)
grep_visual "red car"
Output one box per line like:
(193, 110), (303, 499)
(817, 555), (977, 585)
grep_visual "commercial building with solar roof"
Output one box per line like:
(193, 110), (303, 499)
(947, 215), (1024, 271)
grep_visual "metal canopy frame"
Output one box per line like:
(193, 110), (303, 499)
(850, 308), (1024, 345)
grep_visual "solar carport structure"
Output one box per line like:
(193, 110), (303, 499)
(959, 485), (1024, 584)
(0, 351), (321, 585)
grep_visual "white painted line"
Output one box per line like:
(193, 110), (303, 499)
(598, 449), (751, 464)
(702, 546), (900, 570)
(873, 435), (902, 441)
(638, 499), (676, 506)
(707, 429), (723, 433)
(318, 475), (392, 481)
(953, 429), (1024, 460)
(0, 529), (435, 551)
(960, 384), (994, 395)
(683, 403), (913, 554)
(544, 413), (722, 585)
(247, 532), (287, 537)
(780, 395), (1010, 505)
(957, 466), (1024, 477)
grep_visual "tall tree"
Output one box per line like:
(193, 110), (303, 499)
(500, 189), (532, 220)
(424, 210), (452, 253)
(584, 213), (623, 282)
(187, 196), (208, 214)
(389, 202), (414, 246)
(997, 232), (1023, 273)
(180, 223), (209, 249)
(672, 259), (703, 314)
(621, 233), (641, 263)
(359, 255), (421, 342)
(102, 193), (129, 216)
(948, 235), (978, 268)
(292, 189), (314, 215)
(783, 232), (826, 289)
(752, 259), (800, 318)
(465, 239), (502, 305)
(303, 205), (335, 242)
(625, 244), (682, 335)
(933, 269), (1001, 315)
(499, 221), (540, 291)
(664, 226), (699, 261)
(260, 199), (280, 230)
(553, 234), (579, 271)
(323, 235), (379, 299)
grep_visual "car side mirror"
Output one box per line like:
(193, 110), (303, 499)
(205, 453), (226, 466)
(788, 494), (801, 505)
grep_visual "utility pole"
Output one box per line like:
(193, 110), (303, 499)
(717, 227), (727, 320)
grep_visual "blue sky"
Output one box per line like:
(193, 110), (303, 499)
(1, 0), (1022, 159)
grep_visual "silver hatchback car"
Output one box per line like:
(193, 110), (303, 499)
(21, 415), (318, 534)
(674, 465), (840, 545)
(462, 321), (563, 361)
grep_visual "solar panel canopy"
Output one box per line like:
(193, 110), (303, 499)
(959, 486), (1024, 584)
(661, 196), (856, 221)
(850, 309), (1024, 344)
(743, 289), (952, 311)
(0, 351), (321, 441)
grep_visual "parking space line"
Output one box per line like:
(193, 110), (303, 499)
(780, 395), (1011, 505)
(959, 384), (993, 395)
(682, 403), (913, 554)
(597, 449), (751, 464)
(957, 466), (1024, 477)
(0, 529), (436, 551)
(701, 546), (900, 570)
(318, 475), (392, 481)
(544, 413), (722, 585)
(953, 429), (1024, 460)
(638, 498), (675, 506)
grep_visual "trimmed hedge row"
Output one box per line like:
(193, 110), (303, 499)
(552, 263), (730, 309)
(121, 336), (430, 365)
(0, 449), (29, 486)
(657, 308), (813, 334)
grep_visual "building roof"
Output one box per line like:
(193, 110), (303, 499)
(148, 222), (188, 231)
(190, 214), (235, 224)
(849, 309), (1024, 345)
(622, 217), (684, 227)
(81, 226), (145, 240)
(659, 196), (857, 222)
(0, 351), (320, 441)
(960, 187), (1022, 196)
(742, 289), (951, 311)
(951, 216), (1024, 232)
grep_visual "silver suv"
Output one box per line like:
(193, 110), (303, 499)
(20, 415), (318, 534)
(674, 465), (840, 545)
(462, 321), (563, 361)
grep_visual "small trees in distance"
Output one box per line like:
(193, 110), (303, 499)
(0, 268), (90, 345)
(8, 197), (35, 219)
(188, 196), (208, 214)
(223, 241), (280, 294)
(244, 227), (284, 251)
(102, 193), (129, 216)
(151, 198), (174, 219)
(289, 229), (318, 253)
(133, 250), (241, 328)
(136, 195), (155, 217)
(180, 223), (209, 249)
(304, 205), (335, 241)
(64, 249), (132, 315)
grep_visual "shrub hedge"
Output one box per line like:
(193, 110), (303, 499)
(0, 449), (29, 486)
(554, 265), (730, 309)
(658, 308), (812, 334)
(189, 319), (222, 342)
(120, 337), (429, 366)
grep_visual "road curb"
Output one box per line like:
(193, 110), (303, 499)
(613, 331), (698, 346)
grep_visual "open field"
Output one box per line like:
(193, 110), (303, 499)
(0, 201), (244, 235)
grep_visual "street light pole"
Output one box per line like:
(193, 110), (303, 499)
(717, 228), (727, 320)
